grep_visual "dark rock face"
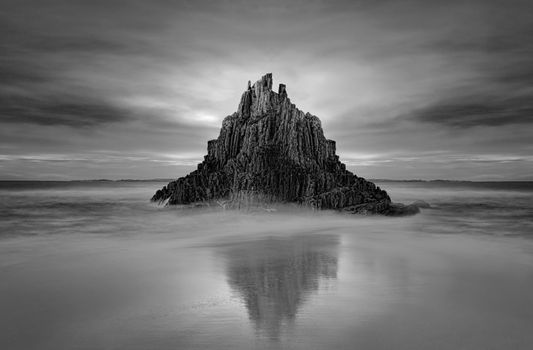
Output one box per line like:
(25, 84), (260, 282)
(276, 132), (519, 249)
(152, 73), (397, 214)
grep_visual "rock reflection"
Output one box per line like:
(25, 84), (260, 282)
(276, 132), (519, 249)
(224, 234), (338, 339)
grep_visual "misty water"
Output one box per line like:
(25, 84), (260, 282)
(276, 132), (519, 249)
(1, 180), (533, 349)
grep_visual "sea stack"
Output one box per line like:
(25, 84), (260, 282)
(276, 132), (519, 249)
(152, 73), (409, 215)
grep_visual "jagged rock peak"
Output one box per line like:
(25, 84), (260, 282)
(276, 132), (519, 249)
(238, 73), (289, 118)
(152, 73), (415, 215)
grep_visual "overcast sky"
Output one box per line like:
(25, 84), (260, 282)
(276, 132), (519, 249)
(1, 0), (532, 180)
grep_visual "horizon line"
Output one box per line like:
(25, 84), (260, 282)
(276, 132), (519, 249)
(1, 178), (532, 183)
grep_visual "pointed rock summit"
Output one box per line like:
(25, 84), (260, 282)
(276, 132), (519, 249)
(152, 73), (413, 215)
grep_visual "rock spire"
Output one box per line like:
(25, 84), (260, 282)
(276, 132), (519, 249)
(152, 73), (412, 215)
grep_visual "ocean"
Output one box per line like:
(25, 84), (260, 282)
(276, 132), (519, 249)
(1, 180), (532, 349)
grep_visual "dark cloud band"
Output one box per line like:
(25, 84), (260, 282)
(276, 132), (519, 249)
(407, 95), (533, 128)
(0, 95), (130, 127)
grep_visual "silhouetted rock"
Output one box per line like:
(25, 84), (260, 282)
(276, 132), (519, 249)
(411, 200), (431, 208)
(152, 73), (406, 215)
(385, 203), (421, 216)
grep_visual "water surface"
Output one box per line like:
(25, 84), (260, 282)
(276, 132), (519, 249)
(1, 180), (532, 349)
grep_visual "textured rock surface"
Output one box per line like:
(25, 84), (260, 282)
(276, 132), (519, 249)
(152, 73), (401, 214)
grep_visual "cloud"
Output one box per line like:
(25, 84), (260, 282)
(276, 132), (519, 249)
(404, 95), (533, 128)
(0, 95), (131, 127)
